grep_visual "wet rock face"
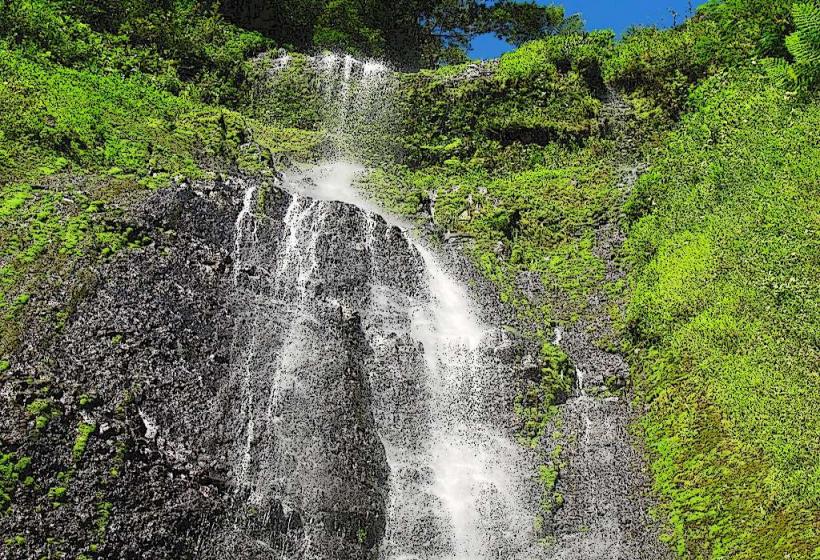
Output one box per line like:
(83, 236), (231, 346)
(212, 190), (408, 559)
(1, 178), (402, 559)
(1, 181), (241, 558)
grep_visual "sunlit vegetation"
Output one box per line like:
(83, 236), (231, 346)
(0, 0), (818, 557)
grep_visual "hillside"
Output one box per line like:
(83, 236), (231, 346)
(1, 1), (818, 558)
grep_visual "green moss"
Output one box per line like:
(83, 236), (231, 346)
(514, 343), (572, 449)
(624, 69), (820, 558)
(96, 500), (113, 539)
(47, 485), (67, 501)
(498, 31), (613, 87)
(243, 52), (324, 129)
(108, 439), (127, 479)
(3, 534), (25, 546)
(538, 464), (558, 489)
(0, 452), (31, 512)
(72, 421), (95, 461)
(26, 398), (59, 430)
(25, 398), (50, 416)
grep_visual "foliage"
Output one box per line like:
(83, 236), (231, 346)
(396, 40), (605, 170)
(0, 43), (294, 353)
(243, 52), (325, 129)
(604, 23), (722, 121)
(0, 2), (818, 558)
(786, 1), (820, 87)
(367, 44), (617, 338)
(0, 0), (269, 104)
(696, 0), (795, 59)
(312, 0), (386, 57)
(604, 0), (805, 120)
(515, 343), (572, 448)
(498, 31), (613, 89)
(72, 422), (96, 461)
(360, 141), (618, 332)
(624, 68), (820, 559)
(482, 3), (583, 47)
(219, 0), (586, 68)
(26, 398), (59, 430)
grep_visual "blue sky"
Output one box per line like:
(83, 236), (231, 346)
(469, 0), (709, 59)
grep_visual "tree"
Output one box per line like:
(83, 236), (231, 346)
(218, 0), (585, 68)
(312, 0), (386, 56)
(481, 2), (583, 47)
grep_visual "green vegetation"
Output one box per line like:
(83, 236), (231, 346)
(396, 32), (612, 169)
(4, 534), (26, 547)
(95, 499), (113, 540)
(623, 67), (819, 558)
(0, 2), (298, 353)
(220, 0), (583, 68)
(26, 398), (60, 430)
(0, 0), (818, 557)
(786, 2), (820, 86)
(357, 2), (819, 557)
(47, 485), (67, 502)
(0, 0), (270, 103)
(358, 31), (619, 337)
(1, 453), (31, 513)
(72, 422), (96, 461)
(515, 343), (572, 449)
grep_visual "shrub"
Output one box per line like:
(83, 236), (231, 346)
(498, 31), (613, 91)
(604, 23), (721, 120)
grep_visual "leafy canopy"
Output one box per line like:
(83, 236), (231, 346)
(218, 0), (582, 67)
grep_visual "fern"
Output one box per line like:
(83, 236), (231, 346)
(786, 1), (820, 86)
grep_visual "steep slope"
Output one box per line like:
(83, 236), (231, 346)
(2, 1), (819, 558)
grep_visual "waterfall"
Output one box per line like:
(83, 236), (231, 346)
(270, 52), (396, 162)
(222, 55), (545, 559)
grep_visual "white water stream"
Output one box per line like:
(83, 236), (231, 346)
(291, 162), (542, 559)
(226, 54), (545, 559)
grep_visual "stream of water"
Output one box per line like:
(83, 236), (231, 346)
(224, 55), (546, 559)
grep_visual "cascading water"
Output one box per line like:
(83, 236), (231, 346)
(220, 54), (546, 559)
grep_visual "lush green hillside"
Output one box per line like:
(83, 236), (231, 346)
(0, 45), (309, 354)
(1, 0), (818, 557)
(361, 31), (621, 331)
(625, 67), (819, 558)
(365, 3), (820, 556)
